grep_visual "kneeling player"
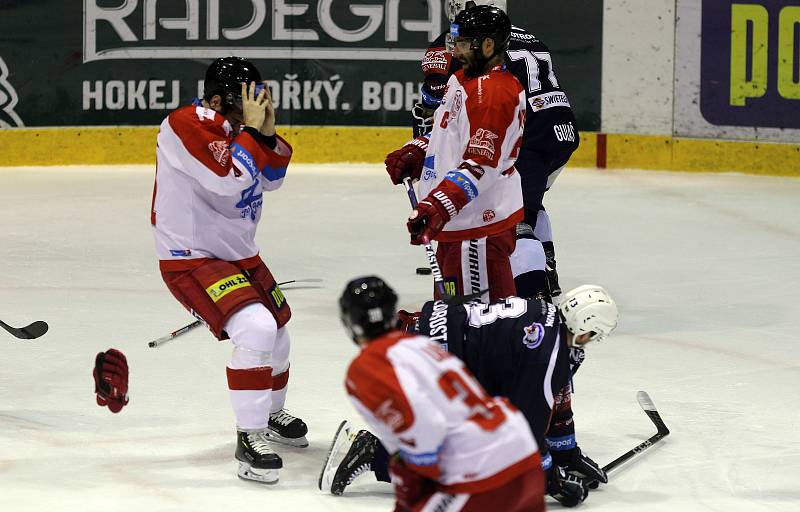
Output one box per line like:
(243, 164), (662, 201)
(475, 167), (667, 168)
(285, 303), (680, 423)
(336, 276), (546, 512)
(320, 284), (618, 506)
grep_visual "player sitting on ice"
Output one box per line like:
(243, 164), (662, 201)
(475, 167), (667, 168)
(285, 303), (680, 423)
(320, 284), (618, 507)
(333, 276), (546, 511)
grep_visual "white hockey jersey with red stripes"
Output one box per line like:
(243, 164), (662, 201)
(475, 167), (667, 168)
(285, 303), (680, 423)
(151, 104), (292, 271)
(418, 65), (526, 242)
(346, 331), (540, 494)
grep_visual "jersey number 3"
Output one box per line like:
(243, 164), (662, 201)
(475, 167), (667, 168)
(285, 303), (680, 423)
(438, 369), (506, 432)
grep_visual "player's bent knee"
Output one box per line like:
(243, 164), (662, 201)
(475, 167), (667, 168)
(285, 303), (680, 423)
(226, 303), (278, 354)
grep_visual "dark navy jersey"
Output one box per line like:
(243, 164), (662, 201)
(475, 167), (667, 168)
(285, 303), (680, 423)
(420, 26), (578, 155)
(418, 296), (572, 444)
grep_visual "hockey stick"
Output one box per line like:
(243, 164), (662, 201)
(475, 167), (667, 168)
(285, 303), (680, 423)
(601, 391), (670, 476)
(403, 178), (450, 299)
(147, 278), (321, 348)
(0, 319), (49, 340)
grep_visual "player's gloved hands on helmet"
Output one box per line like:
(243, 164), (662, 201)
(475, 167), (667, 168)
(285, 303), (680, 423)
(395, 310), (421, 333)
(407, 180), (469, 245)
(385, 138), (428, 185)
(552, 446), (607, 487)
(546, 463), (590, 507)
(390, 457), (436, 512)
(241, 81), (268, 129)
(93, 348), (129, 413)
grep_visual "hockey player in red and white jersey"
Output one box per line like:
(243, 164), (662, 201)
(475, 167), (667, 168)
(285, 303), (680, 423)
(337, 276), (545, 512)
(415, 0), (581, 303)
(151, 57), (307, 484)
(386, 5), (526, 302)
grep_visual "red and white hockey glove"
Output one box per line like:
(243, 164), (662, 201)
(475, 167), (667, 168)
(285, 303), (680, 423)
(93, 348), (129, 413)
(407, 179), (469, 245)
(385, 138), (428, 185)
(390, 457), (437, 512)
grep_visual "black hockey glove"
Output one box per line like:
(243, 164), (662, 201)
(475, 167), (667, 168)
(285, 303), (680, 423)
(546, 464), (589, 507)
(552, 446), (607, 487)
(411, 103), (435, 137)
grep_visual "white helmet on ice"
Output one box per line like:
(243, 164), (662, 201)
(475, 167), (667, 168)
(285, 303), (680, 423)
(558, 285), (619, 344)
(446, 0), (508, 22)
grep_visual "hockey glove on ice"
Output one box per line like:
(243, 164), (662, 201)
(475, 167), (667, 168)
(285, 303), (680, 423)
(93, 348), (129, 413)
(389, 457), (437, 512)
(385, 138), (428, 185)
(546, 464), (590, 507)
(407, 180), (469, 245)
(551, 446), (607, 487)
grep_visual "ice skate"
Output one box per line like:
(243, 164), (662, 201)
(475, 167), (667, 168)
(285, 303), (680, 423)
(266, 409), (309, 448)
(318, 420), (355, 492)
(327, 428), (379, 495)
(235, 430), (282, 484)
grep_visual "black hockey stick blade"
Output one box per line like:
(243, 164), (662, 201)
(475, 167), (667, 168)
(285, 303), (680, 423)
(600, 391), (670, 476)
(0, 319), (49, 340)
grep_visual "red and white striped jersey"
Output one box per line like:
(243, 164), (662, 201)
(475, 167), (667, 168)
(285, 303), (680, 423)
(345, 331), (540, 494)
(418, 65), (526, 242)
(151, 105), (292, 271)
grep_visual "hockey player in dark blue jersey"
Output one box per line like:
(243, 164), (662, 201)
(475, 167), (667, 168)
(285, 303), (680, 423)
(408, 0), (579, 301)
(319, 283), (619, 507)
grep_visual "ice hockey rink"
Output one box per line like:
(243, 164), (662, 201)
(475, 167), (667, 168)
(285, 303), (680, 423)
(1, 163), (798, 512)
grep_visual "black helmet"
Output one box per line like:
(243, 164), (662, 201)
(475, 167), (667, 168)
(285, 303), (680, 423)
(451, 5), (512, 56)
(339, 276), (398, 343)
(203, 57), (262, 110)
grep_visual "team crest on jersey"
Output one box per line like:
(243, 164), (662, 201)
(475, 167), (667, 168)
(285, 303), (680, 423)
(522, 322), (545, 349)
(482, 209), (495, 222)
(468, 129), (499, 159)
(208, 140), (231, 166)
(422, 49), (449, 73)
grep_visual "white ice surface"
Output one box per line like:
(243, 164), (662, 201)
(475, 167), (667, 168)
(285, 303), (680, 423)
(0, 164), (798, 511)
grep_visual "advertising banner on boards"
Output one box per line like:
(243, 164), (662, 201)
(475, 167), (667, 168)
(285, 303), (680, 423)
(0, 0), (601, 131)
(675, 0), (800, 142)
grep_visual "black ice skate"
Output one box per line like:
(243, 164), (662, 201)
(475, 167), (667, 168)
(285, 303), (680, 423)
(266, 409), (309, 448)
(235, 430), (282, 484)
(324, 426), (379, 495)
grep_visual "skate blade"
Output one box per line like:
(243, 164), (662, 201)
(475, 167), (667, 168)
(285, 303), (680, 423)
(264, 429), (309, 448)
(318, 420), (353, 492)
(237, 462), (279, 484)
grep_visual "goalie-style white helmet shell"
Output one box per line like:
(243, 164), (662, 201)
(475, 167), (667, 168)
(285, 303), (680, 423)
(558, 285), (619, 342)
(446, 0), (508, 22)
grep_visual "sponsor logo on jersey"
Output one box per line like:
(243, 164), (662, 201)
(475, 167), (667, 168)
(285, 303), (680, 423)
(444, 171), (478, 201)
(450, 90), (463, 120)
(554, 121), (576, 142)
(545, 303), (557, 327)
(205, 274), (251, 302)
(236, 179), (264, 222)
(467, 128), (499, 159)
(422, 49), (449, 72)
(231, 143), (258, 178)
(482, 209), (495, 222)
(169, 249), (192, 257)
(208, 140), (231, 167)
(268, 283), (287, 309)
(426, 300), (450, 345)
(546, 434), (577, 451)
(376, 399), (406, 432)
(522, 322), (545, 349)
(528, 91), (571, 112)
